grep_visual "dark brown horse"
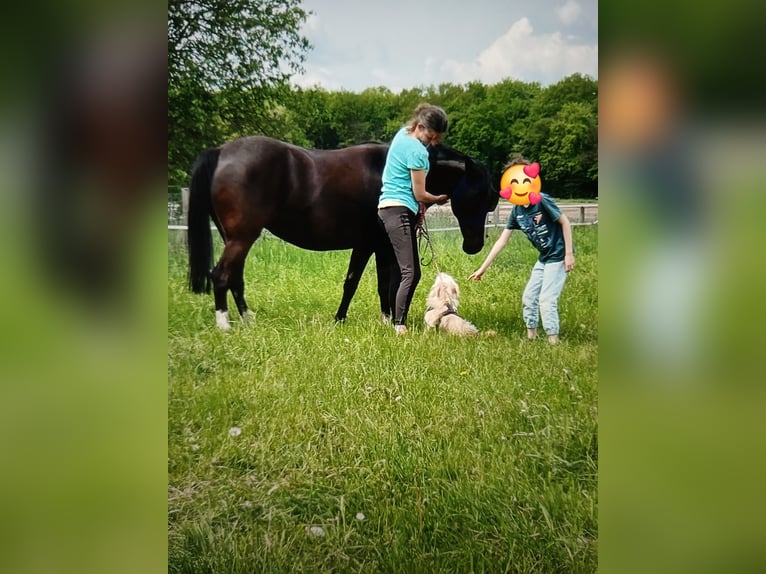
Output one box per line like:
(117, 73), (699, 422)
(187, 135), (498, 329)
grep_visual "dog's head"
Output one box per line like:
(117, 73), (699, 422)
(427, 272), (460, 310)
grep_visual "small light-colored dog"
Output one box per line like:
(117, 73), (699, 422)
(424, 272), (480, 336)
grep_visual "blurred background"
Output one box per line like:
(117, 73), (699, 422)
(0, 0), (765, 572)
(0, 2), (166, 574)
(599, 0), (766, 572)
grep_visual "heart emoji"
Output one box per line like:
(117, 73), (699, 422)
(523, 162), (540, 179)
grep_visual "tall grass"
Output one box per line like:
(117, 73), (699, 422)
(168, 223), (598, 573)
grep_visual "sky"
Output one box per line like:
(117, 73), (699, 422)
(293, 0), (598, 93)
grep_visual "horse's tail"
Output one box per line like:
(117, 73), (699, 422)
(187, 147), (221, 293)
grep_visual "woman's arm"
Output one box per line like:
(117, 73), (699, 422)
(411, 169), (448, 204)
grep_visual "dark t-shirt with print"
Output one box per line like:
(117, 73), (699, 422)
(505, 193), (565, 263)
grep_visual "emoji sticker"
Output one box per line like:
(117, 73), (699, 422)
(499, 162), (542, 206)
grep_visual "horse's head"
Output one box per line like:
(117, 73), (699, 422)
(427, 145), (499, 254)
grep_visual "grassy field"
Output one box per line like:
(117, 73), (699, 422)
(168, 222), (598, 573)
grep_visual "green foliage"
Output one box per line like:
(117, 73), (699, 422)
(168, 225), (598, 572)
(538, 102), (599, 199)
(448, 80), (543, 179)
(327, 89), (400, 146)
(529, 73), (598, 121)
(168, 0), (311, 186)
(283, 87), (339, 148)
(168, 0), (309, 92)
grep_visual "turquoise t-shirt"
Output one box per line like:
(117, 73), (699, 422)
(379, 127), (430, 214)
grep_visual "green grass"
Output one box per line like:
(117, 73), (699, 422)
(168, 224), (598, 573)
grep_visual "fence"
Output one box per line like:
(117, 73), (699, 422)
(168, 188), (598, 230)
(168, 188), (188, 228)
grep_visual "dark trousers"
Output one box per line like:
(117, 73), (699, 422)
(378, 206), (421, 326)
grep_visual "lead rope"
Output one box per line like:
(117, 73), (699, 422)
(417, 204), (441, 274)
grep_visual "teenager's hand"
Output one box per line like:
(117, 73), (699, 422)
(565, 253), (575, 272)
(468, 270), (483, 281)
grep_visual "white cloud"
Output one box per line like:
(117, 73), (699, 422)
(302, 13), (322, 36)
(371, 68), (397, 87)
(292, 65), (341, 90)
(294, 1), (598, 91)
(440, 17), (597, 85)
(557, 0), (582, 26)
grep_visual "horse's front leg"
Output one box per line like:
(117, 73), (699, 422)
(335, 246), (373, 322)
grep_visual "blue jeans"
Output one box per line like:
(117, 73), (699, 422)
(522, 260), (567, 335)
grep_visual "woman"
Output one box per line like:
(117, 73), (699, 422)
(378, 103), (449, 335)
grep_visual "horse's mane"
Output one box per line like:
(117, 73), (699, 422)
(430, 145), (492, 180)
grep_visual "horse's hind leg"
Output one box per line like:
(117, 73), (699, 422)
(211, 260), (232, 329)
(211, 236), (257, 329)
(335, 246), (373, 322)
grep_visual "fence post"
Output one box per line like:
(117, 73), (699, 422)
(182, 187), (190, 224)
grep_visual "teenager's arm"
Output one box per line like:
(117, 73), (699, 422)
(558, 213), (575, 272)
(468, 229), (513, 280)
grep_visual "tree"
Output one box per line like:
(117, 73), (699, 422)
(168, 0), (309, 92)
(538, 102), (598, 199)
(283, 87), (338, 148)
(448, 80), (541, 182)
(168, 0), (310, 185)
(530, 73), (598, 119)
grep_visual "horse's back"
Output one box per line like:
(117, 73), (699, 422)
(211, 136), (388, 250)
(216, 136), (386, 193)
(217, 135), (292, 174)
